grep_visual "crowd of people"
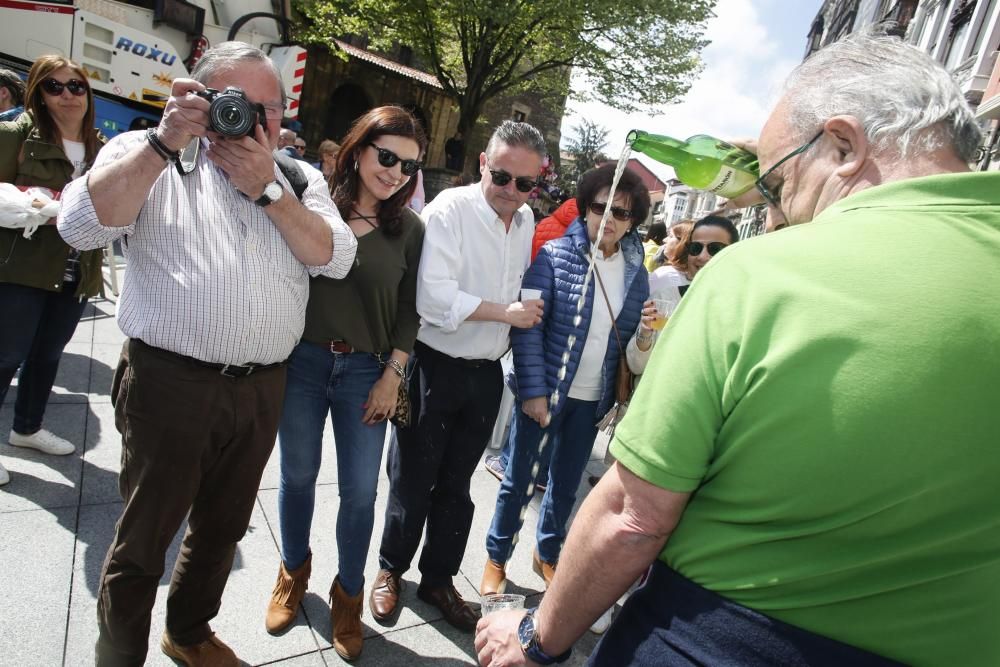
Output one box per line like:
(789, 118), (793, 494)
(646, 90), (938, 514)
(0, 27), (997, 667)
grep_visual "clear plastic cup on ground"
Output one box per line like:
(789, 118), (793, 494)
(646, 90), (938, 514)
(481, 593), (526, 616)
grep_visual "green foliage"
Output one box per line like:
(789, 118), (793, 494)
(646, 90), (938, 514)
(561, 119), (610, 193)
(295, 0), (715, 133)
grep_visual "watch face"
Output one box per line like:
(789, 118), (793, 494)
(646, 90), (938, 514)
(264, 182), (283, 200)
(517, 612), (534, 650)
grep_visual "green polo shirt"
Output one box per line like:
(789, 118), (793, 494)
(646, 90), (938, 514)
(611, 171), (1000, 666)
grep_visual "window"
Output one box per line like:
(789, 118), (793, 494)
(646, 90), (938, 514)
(510, 103), (531, 123)
(942, 0), (977, 70)
(970, 0), (999, 57)
(512, 110), (526, 122)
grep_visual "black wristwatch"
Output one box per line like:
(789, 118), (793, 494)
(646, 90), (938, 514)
(254, 181), (284, 207)
(518, 607), (571, 665)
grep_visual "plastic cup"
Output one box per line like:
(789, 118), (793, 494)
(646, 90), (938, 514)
(481, 593), (526, 616)
(651, 298), (674, 330)
(521, 288), (542, 301)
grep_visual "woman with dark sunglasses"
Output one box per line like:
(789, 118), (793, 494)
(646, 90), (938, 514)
(265, 106), (426, 660)
(480, 163), (651, 598)
(0, 55), (106, 485)
(650, 214), (739, 302)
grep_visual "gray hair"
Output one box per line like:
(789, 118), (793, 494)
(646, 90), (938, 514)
(783, 33), (982, 162)
(485, 120), (547, 159)
(190, 41), (286, 105)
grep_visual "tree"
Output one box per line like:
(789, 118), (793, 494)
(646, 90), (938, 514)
(562, 119), (610, 193)
(295, 0), (716, 148)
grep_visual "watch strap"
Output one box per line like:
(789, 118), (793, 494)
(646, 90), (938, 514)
(521, 608), (572, 665)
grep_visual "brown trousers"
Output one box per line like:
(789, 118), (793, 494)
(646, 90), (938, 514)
(95, 339), (286, 666)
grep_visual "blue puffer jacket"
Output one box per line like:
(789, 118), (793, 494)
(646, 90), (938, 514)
(510, 218), (649, 420)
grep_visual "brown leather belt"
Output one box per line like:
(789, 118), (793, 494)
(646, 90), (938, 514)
(328, 340), (355, 354)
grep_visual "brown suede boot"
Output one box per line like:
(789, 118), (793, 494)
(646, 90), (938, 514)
(480, 559), (507, 596)
(265, 554), (312, 634)
(532, 549), (556, 588)
(330, 576), (364, 661)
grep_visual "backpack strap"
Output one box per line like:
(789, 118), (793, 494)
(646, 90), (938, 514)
(272, 150), (308, 200)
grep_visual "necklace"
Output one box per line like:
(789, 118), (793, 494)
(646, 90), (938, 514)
(350, 208), (379, 230)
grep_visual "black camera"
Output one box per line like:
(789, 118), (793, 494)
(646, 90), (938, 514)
(196, 86), (266, 137)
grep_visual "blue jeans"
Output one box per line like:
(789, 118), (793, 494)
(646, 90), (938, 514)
(0, 281), (87, 434)
(277, 341), (387, 596)
(486, 397), (599, 565)
(497, 410), (549, 483)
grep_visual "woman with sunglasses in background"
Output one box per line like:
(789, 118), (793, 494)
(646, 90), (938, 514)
(265, 106), (426, 660)
(480, 163), (651, 599)
(649, 214), (739, 302)
(0, 55), (106, 486)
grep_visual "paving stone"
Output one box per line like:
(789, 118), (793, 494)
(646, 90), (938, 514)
(79, 401), (125, 506)
(323, 619), (478, 666)
(0, 402), (88, 512)
(0, 506), (76, 667)
(87, 342), (122, 404)
(259, 651), (327, 666)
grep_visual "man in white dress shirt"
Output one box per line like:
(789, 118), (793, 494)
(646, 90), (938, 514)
(370, 121), (546, 631)
(58, 43), (357, 667)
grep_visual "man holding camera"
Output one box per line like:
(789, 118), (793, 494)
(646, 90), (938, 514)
(58, 42), (357, 666)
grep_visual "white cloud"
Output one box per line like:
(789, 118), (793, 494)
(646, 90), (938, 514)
(560, 0), (802, 181)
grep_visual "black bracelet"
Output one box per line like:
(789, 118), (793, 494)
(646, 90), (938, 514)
(145, 128), (179, 162)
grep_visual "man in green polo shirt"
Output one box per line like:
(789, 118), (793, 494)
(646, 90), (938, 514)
(474, 33), (1000, 667)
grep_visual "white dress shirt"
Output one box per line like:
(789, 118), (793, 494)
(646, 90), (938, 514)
(416, 183), (534, 361)
(58, 131), (358, 365)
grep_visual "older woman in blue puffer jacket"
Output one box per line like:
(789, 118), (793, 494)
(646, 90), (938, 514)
(481, 164), (653, 595)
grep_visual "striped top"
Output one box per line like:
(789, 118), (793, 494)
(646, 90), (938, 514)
(58, 131), (358, 365)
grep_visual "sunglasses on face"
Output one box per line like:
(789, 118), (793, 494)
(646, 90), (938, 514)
(588, 201), (634, 221)
(688, 241), (729, 257)
(487, 166), (537, 193)
(369, 142), (422, 176)
(294, 143), (306, 150)
(40, 78), (88, 97)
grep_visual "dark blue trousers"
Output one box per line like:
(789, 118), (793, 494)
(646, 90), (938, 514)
(589, 561), (906, 667)
(0, 281), (86, 433)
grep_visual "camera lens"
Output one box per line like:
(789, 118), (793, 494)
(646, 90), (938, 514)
(208, 89), (256, 137)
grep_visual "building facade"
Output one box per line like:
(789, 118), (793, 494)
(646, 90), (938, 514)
(804, 0), (1000, 171)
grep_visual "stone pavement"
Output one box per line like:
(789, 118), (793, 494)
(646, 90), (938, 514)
(0, 288), (613, 666)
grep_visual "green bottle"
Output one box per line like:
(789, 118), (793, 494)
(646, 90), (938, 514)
(627, 130), (759, 199)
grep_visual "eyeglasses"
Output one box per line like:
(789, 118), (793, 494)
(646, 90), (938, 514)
(754, 130), (823, 216)
(588, 201), (633, 221)
(487, 165), (537, 193)
(261, 103), (285, 121)
(688, 241), (729, 257)
(294, 142), (306, 150)
(40, 78), (88, 97)
(369, 142), (422, 176)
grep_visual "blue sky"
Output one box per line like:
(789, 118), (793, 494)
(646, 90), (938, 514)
(560, 0), (823, 179)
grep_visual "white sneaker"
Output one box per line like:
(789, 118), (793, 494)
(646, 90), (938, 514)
(0, 461), (9, 485)
(8, 429), (75, 456)
(590, 605), (614, 634)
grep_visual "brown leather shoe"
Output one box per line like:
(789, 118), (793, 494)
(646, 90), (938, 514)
(480, 559), (507, 596)
(330, 576), (364, 661)
(265, 554), (312, 634)
(369, 568), (403, 624)
(532, 549), (556, 588)
(160, 632), (238, 667)
(416, 582), (480, 632)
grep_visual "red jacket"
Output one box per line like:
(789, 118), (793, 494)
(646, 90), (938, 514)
(531, 198), (579, 261)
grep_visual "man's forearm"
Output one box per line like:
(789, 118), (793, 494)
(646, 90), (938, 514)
(88, 141), (170, 227)
(467, 300), (509, 325)
(264, 195), (334, 266)
(532, 467), (675, 656)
